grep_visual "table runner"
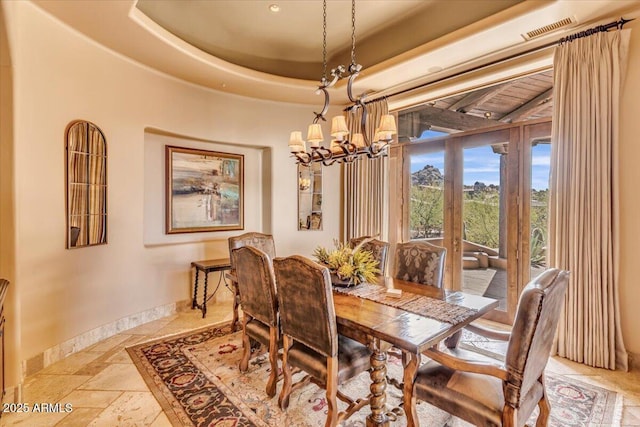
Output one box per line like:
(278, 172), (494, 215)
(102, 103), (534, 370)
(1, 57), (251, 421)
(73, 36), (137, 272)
(333, 282), (478, 324)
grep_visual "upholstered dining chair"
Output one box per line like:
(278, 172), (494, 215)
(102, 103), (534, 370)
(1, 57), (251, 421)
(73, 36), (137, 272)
(232, 246), (280, 397)
(349, 236), (390, 277)
(273, 255), (371, 427)
(393, 240), (446, 287)
(404, 268), (569, 427)
(228, 232), (276, 330)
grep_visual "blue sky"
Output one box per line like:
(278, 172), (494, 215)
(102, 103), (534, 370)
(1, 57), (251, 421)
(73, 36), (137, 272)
(410, 138), (551, 191)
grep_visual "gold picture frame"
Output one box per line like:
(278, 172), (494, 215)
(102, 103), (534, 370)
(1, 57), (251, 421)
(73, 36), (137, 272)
(166, 145), (244, 234)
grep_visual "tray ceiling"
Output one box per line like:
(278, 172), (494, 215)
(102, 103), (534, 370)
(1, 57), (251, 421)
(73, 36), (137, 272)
(31, 0), (640, 106)
(135, 0), (522, 80)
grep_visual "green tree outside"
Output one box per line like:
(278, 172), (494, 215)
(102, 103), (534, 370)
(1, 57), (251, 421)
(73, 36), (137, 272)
(463, 190), (499, 248)
(410, 166), (549, 260)
(410, 185), (444, 238)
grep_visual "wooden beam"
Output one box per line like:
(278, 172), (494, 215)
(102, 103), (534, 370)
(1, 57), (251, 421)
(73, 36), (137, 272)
(418, 106), (498, 131)
(499, 88), (553, 123)
(398, 111), (432, 139)
(394, 117), (552, 149)
(448, 82), (514, 113)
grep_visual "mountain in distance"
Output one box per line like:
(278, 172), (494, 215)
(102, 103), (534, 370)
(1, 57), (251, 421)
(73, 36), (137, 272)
(411, 165), (443, 186)
(412, 165), (502, 193)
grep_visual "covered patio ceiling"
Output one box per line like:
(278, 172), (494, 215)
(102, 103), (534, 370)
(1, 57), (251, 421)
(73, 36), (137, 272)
(399, 69), (553, 139)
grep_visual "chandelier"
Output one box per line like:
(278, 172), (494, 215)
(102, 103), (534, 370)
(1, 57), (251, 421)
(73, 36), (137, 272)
(288, 0), (397, 166)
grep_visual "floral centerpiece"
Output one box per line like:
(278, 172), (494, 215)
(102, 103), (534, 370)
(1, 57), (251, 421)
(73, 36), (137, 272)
(313, 239), (380, 286)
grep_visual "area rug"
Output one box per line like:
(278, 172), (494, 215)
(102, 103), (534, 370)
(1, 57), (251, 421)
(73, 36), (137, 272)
(127, 323), (622, 427)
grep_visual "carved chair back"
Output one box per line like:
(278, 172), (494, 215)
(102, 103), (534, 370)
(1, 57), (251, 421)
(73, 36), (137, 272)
(227, 232), (277, 331)
(393, 240), (446, 287)
(409, 268), (569, 427)
(232, 245), (280, 397)
(228, 232), (276, 271)
(232, 246), (278, 327)
(273, 256), (371, 425)
(504, 268), (569, 408)
(273, 255), (337, 358)
(349, 236), (390, 277)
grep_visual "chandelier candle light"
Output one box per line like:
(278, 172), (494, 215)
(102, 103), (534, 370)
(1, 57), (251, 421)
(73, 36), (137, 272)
(288, 0), (397, 166)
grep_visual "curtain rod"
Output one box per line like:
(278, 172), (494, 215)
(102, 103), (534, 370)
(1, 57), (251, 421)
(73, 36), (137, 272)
(559, 17), (633, 44)
(363, 17), (634, 106)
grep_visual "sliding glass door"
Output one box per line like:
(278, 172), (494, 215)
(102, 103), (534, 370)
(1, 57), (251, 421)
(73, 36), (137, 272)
(403, 119), (551, 324)
(461, 140), (510, 314)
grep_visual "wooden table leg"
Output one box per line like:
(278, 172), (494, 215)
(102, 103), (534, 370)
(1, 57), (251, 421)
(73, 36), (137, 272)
(402, 351), (420, 427)
(201, 272), (209, 318)
(366, 339), (390, 427)
(444, 330), (463, 349)
(192, 269), (199, 309)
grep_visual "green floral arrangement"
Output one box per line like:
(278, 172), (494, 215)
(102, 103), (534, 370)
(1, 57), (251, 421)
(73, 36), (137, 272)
(313, 239), (380, 285)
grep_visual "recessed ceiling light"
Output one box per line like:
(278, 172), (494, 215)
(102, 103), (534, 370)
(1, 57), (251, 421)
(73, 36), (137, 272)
(269, 4), (280, 13)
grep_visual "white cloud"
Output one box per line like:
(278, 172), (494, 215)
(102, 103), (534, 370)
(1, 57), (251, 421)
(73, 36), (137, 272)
(532, 155), (550, 166)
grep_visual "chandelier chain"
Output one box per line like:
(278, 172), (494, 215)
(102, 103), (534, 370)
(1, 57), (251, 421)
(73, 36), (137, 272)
(351, 0), (356, 66)
(322, 0), (327, 81)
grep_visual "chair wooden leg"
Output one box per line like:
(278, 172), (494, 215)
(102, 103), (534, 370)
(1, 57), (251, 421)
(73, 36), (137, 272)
(231, 283), (240, 332)
(536, 375), (550, 427)
(325, 356), (339, 427)
(278, 335), (293, 410)
(265, 326), (279, 398)
(502, 405), (517, 427)
(239, 315), (251, 372)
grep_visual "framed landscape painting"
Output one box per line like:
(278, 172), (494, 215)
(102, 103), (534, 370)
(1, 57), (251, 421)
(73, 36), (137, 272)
(166, 146), (244, 234)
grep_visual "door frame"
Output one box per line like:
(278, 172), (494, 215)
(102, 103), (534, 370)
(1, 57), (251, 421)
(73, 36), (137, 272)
(391, 117), (551, 324)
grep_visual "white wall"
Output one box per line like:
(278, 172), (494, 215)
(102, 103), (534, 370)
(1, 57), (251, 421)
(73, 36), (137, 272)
(1, 1), (341, 387)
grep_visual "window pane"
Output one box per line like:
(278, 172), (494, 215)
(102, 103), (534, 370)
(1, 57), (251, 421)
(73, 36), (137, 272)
(409, 152), (445, 239)
(462, 144), (506, 311)
(530, 141), (550, 277)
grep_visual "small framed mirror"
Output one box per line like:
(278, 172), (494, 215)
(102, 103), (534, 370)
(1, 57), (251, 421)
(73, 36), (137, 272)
(65, 121), (107, 248)
(298, 163), (322, 230)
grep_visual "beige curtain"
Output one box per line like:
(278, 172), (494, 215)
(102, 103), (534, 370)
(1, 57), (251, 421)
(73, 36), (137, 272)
(343, 99), (389, 241)
(550, 29), (630, 370)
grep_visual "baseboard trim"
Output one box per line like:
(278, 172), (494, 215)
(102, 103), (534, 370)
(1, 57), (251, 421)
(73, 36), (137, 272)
(21, 300), (189, 379)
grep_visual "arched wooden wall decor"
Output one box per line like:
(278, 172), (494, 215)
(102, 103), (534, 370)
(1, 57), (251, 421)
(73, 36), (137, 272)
(65, 121), (107, 248)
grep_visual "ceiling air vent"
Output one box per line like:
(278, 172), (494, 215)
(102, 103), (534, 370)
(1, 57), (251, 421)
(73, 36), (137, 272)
(522, 16), (577, 40)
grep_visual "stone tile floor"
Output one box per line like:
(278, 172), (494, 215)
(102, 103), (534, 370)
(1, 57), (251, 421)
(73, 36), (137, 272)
(1, 295), (639, 426)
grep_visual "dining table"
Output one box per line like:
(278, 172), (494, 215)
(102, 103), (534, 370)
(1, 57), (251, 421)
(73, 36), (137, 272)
(332, 276), (499, 427)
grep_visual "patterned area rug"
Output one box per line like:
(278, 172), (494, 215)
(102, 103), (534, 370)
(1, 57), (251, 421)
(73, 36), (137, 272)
(127, 323), (622, 427)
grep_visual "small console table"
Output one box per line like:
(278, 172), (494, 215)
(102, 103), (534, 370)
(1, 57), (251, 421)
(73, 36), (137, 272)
(191, 258), (231, 318)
